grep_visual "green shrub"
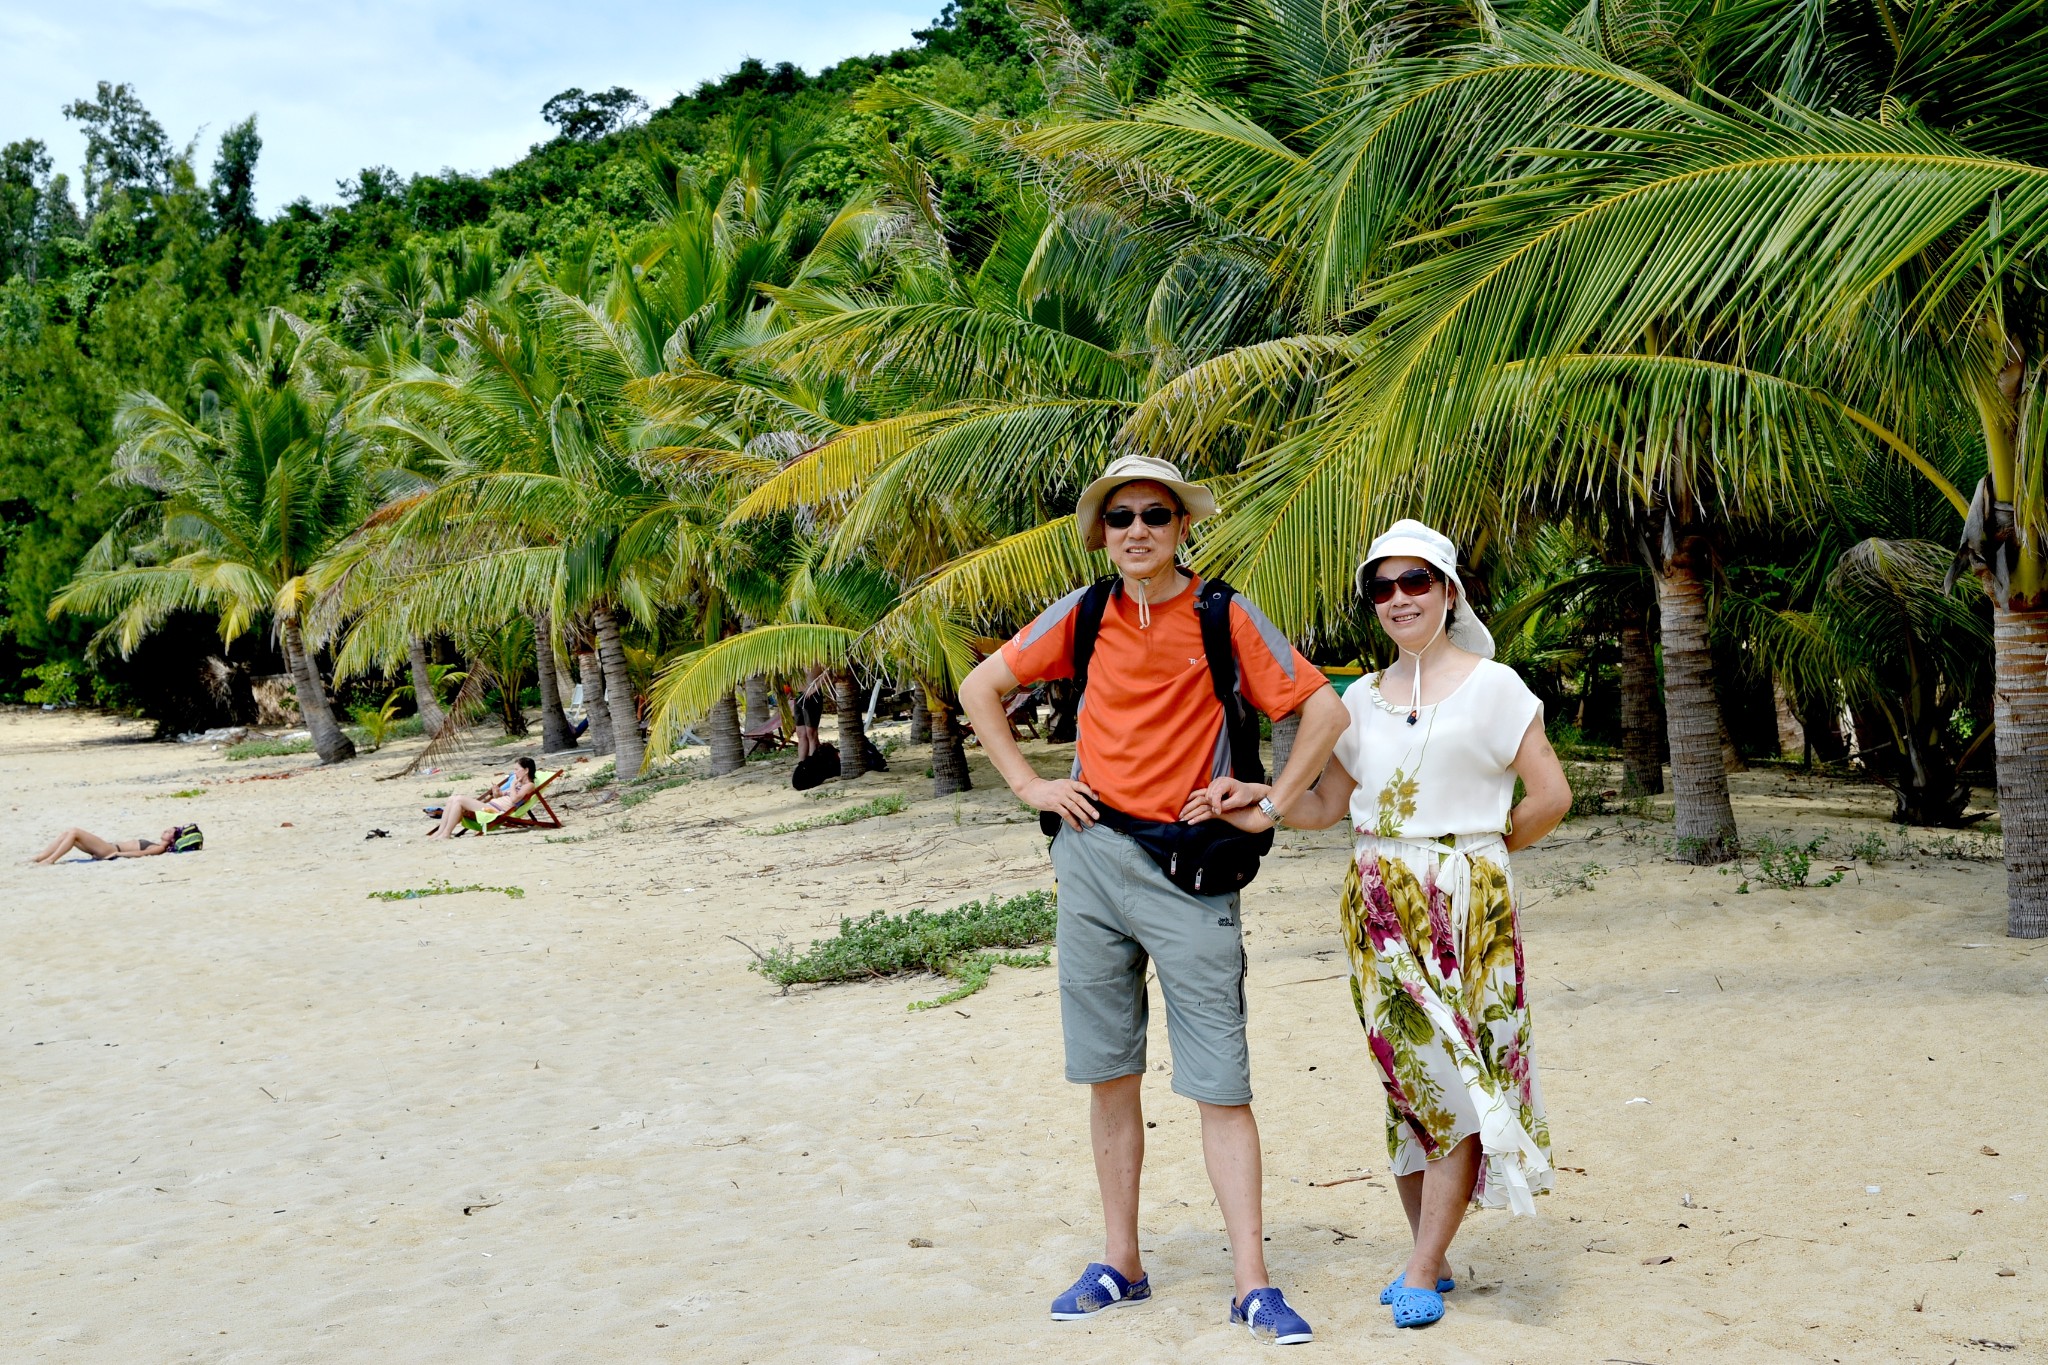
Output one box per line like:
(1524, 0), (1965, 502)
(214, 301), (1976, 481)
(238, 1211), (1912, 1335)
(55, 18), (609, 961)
(368, 879), (526, 902)
(751, 890), (1057, 1010)
(761, 793), (906, 835)
(25, 661), (79, 707)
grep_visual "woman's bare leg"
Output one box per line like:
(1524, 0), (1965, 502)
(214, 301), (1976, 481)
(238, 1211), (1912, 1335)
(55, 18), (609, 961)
(1398, 1135), (1478, 1290)
(33, 828), (115, 864)
(431, 797), (481, 839)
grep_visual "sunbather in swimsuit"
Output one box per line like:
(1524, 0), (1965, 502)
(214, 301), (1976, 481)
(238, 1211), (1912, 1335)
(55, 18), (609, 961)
(31, 825), (189, 865)
(428, 758), (538, 840)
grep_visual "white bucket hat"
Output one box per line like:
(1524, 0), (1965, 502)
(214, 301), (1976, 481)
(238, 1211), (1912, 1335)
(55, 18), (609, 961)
(1357, 518), (1496, 660)
(1074, 455), (1218, 552)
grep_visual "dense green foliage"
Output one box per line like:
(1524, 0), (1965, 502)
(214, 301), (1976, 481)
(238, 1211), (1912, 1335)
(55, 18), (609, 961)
(749, 889), (1056, 1009)
(0, 0), (1123, 701)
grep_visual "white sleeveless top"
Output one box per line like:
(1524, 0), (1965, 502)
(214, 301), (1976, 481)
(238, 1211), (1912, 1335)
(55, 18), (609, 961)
(1331, 659), (1544, 840)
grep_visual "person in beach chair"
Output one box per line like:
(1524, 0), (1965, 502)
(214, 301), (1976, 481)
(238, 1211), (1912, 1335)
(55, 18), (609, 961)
(427, 758), (539, 840)
(960, 455), (1350, 1344)
(32, 823), (203, 864)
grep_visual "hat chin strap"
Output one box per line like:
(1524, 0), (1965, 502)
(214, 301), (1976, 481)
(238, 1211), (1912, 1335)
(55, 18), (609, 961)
(1399, 603), (1449, 725)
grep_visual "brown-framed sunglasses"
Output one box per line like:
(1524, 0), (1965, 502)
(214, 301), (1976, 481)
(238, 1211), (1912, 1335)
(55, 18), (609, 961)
(1365, 566), (1442, 604)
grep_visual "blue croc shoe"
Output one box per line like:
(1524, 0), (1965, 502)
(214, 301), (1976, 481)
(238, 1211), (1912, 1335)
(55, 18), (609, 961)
(1051, 1262), (1150, 1320)
(1230, 1286), (1314, 1344)
(1387, 1283), (1444, 1329)
(1379, 1271), (1454, 1304)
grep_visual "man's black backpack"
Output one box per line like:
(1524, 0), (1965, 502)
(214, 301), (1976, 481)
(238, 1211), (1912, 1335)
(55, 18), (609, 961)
(1038, 574), (1275, 896)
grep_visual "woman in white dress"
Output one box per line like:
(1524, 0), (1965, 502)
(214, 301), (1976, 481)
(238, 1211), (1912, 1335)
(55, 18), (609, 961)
(1203, 520), (1571, 1329)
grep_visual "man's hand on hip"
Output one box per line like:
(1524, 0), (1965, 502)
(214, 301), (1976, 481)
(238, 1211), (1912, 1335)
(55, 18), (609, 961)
(1020, 776), (1100, 829)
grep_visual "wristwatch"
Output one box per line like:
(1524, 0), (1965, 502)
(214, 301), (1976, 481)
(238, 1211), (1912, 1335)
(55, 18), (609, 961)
(1257, 796), (1281, 825)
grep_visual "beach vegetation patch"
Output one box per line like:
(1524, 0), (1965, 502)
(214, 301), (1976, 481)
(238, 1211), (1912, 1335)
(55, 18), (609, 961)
(760, 793), (906, 834)
(747, 891), (1056, 1010)
(368, 879), (527, 902)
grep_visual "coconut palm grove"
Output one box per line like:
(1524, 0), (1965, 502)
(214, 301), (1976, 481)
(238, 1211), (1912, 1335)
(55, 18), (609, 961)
(3, 0), (2046, 935)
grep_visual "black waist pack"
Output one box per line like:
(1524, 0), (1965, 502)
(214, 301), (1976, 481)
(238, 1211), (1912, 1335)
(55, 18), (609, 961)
(1046, 803), (1273, 897)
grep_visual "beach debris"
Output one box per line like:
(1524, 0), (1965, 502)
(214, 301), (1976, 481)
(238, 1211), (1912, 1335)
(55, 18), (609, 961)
(1309, 1174), (1375, 1188)
(1981, 1146), (2000, 1156)
(1585, 1239), (1617, 1254)
(365, 829), (390, 839)
(280, 821), (293, 827)
(908, 1238), (934, 1248)
(1641, 1255), (1672, 1265)
(1867, 1185), (1882, 1193)
(462, 1201), (500, 1216)
(1680, 1192), (1695, 1208)
(1995, 1268), (2017, 1277)
(2008, 1193), (2027, 1203)
(1970, 1339), (2018, 1351)
(1626, 1097), (1650, 1105)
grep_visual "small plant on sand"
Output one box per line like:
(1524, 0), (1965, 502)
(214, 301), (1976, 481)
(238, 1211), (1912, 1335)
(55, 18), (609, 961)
(746, 891), (1057, 1010)
(1543, 861), (1609, 896)
(1720, 834), (1844, 893)
(583, 760), (617, 789)
(760, 793), (906, 835)
(368, 879), (526, 902)
(349, 690), (406, 749)
(226, 736), (315, 760)
(159, 788), (207, 798)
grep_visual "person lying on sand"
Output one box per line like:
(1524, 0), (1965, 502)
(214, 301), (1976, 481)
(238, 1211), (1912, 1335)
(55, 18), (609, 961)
(32, 823), (201, 864)
(427, 758), (537, 840)
(961, 455), (1349, 1345)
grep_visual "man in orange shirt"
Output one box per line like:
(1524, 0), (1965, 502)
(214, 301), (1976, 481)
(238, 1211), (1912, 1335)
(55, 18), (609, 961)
(961, 455), (1348, 1343)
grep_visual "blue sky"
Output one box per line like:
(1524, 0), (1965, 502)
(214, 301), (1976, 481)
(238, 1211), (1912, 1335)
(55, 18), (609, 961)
(0, 0), (931, 213)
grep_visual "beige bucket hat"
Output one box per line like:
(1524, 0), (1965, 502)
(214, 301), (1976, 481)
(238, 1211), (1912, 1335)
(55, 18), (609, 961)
(1074, 455), (1218, 551)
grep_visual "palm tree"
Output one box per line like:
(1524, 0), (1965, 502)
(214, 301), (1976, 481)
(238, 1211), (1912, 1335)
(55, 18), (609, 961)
(53, 312), (375, 763)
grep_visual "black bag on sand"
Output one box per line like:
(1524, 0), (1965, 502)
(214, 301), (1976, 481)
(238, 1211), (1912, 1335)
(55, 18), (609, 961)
(792, 742), (840, 791)
(1037, 575), (1274, 896)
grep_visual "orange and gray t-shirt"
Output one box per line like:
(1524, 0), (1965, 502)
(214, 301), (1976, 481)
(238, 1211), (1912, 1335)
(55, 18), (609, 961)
(1001, 578), (1329, 824)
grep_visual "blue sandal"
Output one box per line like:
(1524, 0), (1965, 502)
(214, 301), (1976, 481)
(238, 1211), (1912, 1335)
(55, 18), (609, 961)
(1388, 1283), (1444, 1328)
(1051, 1262), (1149, 1320)
(1378, 1271), (1454, 1304)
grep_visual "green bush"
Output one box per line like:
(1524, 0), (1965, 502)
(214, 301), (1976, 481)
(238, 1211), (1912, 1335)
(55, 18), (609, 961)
(25, 661), (78, 707)
(751, 890), (1057, 1010)
(761, 793), (906, 834)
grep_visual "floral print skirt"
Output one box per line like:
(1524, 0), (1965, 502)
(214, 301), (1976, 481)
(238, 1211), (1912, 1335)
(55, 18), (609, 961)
(1337, 833), (1552, 1213)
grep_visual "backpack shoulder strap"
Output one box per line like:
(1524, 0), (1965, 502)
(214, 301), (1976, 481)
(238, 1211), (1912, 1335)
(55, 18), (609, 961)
(1069, 575), (1119, 696)
(1195, 577), (1242, 711)
(1197, 578), (1270, 784)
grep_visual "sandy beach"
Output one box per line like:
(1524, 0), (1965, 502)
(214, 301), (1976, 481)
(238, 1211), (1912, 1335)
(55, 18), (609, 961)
(2, 708), (2043, 1362)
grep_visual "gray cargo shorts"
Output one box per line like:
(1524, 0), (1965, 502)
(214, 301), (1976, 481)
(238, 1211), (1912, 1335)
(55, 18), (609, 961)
(1051, 819), (1251, 1106)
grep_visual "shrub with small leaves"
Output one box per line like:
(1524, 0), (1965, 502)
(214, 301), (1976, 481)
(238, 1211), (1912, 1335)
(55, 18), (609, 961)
(750, 891), (1057, 1010)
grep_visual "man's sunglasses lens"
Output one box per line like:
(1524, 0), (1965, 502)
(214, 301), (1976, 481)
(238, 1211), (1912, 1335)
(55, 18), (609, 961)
(1103, 506), (1177, 529)
(1367, 568), (1439, 603)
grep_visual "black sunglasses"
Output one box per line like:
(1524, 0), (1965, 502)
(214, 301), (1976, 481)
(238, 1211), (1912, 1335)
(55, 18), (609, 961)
(1102, 506), (1179, 529)
(1366, 567), (1442, 604)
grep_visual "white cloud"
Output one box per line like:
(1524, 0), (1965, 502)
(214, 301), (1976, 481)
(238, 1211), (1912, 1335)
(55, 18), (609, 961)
(0, 0), (930, 212)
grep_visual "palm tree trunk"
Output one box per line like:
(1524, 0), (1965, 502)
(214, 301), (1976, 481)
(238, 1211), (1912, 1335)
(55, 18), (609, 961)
(707, 692), (744, 776)
(1653, 548), (1736, 863)
(533, 611), (577, 753)
(407, 636), (447, 736)
(833, 667), (871, 779)
(929, 685), (972, 795)
(1618, 599), (1663, 796)
(1994, 603), (2048, 937)
(744, 674), (774, 734)
(577, 638), (613, 756)
(909, 688), (932, 745)
(280, 616), (356, 764)
(1269, 711), (1299, 779)
(592, 605), (643, 778)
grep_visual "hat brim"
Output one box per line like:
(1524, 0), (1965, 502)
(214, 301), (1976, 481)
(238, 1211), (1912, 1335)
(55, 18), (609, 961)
(1075, 474), (1217, 551)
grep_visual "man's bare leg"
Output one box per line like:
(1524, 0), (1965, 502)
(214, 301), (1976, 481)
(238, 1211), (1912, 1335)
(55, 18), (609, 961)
(1197, 1100), (1271, 1300)
(1090, 1075), (1146, 1283)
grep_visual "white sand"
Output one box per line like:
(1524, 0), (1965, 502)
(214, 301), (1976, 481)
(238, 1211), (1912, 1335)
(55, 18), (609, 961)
(2, 708), (2043, 1361)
